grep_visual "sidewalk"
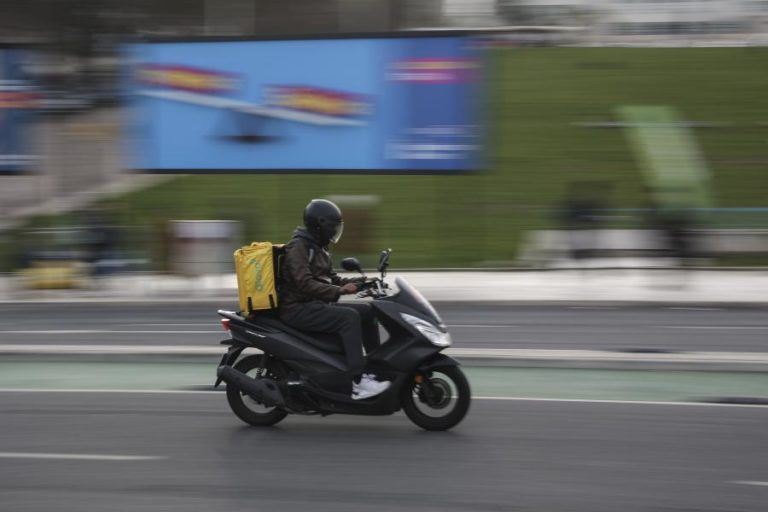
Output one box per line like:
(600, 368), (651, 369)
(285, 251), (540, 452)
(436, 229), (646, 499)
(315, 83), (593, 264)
(2, 268), (767, 304)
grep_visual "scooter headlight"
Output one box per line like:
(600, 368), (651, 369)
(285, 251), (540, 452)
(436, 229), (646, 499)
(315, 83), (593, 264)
(400, 313), (452, 347)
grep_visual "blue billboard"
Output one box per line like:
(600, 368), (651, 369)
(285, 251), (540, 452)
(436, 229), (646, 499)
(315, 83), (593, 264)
(125, 35), (484, 173)
(0, 49), (37, 174)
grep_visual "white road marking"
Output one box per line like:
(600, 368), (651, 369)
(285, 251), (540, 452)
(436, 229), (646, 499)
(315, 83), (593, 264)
(10, 326), (764, 333)
(0, 388), (217, 394)
(0, 345), (222, 355)
(448, 324), (520, 328)
(731, 481), (768, 487)
(120, 323), (216, 327)
(0, 452), (165, 461)
(0, 388), (766, 408)
(668, 307), (723, 311)
(1, 330), (107, 334)
(661, 326), (768, 330)
(0, 330), (221, 334)
(473, 397), (768, 408)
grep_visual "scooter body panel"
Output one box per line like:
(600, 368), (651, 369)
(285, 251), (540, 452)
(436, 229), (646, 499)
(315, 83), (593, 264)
(366, 300), (444, 372)
(223, 311), (348, 374)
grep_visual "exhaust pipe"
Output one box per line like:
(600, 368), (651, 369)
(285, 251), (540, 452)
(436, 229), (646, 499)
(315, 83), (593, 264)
(217, 366), (285, 407)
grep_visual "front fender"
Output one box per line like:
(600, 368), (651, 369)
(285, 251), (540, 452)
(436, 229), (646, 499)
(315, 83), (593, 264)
(417, 353), (460, 373)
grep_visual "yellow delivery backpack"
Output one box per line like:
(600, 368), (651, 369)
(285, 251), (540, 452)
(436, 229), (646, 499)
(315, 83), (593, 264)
(233, 242), (284, 314)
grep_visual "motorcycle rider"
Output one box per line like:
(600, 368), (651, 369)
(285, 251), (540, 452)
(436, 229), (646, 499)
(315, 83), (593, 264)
(278, 199), (391, 400)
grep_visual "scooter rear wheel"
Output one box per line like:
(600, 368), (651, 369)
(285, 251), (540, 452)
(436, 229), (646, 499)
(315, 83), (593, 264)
(226, 355), (288, 427)
(401, 366), (470, 431)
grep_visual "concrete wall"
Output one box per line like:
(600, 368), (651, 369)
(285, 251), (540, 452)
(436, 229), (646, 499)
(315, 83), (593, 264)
(0, 107), (143, 226)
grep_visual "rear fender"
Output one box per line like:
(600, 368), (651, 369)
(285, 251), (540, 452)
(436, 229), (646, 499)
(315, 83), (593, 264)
(214, 344), (247, 387)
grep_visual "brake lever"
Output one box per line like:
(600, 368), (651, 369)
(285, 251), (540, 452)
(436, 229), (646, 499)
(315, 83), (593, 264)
(354, 278), (387, 299)
(356, 283), (373, 299)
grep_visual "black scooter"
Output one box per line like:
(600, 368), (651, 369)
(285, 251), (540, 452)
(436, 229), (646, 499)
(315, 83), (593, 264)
(215, 249), (470, 431)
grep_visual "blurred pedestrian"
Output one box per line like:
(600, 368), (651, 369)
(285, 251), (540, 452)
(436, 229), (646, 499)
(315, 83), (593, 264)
(559, 181), (611, 264)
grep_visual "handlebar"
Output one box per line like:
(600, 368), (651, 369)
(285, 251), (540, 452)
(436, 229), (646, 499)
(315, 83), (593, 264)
(355, 278), (388, 299)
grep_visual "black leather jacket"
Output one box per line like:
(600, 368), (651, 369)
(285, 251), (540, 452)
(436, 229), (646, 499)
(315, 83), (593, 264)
(278, 228), (357, 311)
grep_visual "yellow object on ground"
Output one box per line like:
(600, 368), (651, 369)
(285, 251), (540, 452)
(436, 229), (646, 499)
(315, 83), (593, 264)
(19, 261), (86, 289)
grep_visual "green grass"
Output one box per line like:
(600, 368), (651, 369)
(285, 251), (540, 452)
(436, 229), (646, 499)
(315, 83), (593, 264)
(20, 48), (768, 270)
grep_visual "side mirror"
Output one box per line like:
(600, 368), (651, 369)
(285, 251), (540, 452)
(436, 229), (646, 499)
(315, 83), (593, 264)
(377, 248), (391, 277)
(340, 257), (364, 274)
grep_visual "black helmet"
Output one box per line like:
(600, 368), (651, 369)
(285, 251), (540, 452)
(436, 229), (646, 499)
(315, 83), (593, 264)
(304, 199), (344, 245)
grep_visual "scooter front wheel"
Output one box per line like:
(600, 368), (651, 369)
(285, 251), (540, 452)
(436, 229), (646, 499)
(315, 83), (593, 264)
(401, 366), (470, 431)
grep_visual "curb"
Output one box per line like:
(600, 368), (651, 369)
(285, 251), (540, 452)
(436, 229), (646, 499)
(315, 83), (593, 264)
(3, 346), (768, 372)
(0, 296), (766, 307)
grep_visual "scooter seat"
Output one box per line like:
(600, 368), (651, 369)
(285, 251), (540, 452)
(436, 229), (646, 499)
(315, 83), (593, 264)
(246, 314), (344, 354)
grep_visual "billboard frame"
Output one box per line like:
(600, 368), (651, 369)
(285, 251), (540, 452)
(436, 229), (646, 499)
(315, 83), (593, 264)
(125, 30), (488, 175)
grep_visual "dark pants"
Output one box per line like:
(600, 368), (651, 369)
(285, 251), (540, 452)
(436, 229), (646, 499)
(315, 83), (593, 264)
(336, 302), (380, 355)
(279, 302), (380, 375)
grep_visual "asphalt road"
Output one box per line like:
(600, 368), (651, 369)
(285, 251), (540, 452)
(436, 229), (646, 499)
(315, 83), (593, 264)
(0, 301), (766, 352)
(1, 391), (767, 512)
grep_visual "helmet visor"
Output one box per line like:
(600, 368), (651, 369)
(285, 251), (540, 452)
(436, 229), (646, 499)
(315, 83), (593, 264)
(329, 221), (344, 244)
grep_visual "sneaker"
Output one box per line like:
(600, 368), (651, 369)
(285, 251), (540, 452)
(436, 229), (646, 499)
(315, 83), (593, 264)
(351, 375), (391, 400)
(358, 374), (390, 391)
(351, 386), (379, 400)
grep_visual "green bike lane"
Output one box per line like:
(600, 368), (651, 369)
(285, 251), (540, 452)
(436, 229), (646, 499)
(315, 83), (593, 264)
(1, 362), (767, 403)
